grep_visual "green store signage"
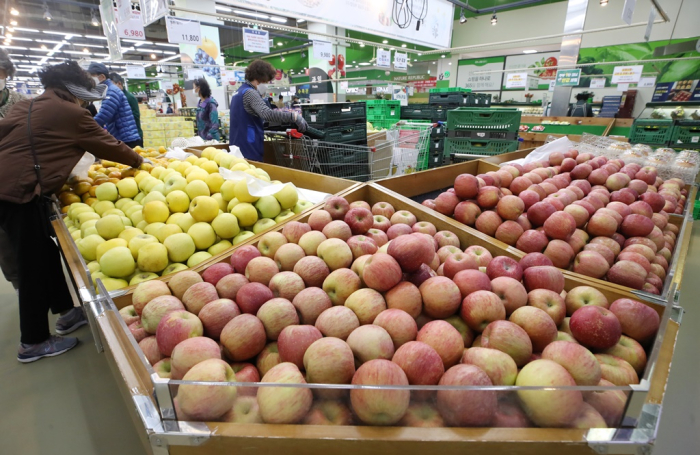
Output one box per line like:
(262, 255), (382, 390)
(555, 69), (581, 86)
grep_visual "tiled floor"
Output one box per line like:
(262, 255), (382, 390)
(0, 226), (698, 454)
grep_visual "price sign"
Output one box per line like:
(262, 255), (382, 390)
(166, 16), (202, 45)
(638, 76), (657, 88)
(115, 0), (132, 24)
(243, 28), (270, 53)
(548, 80), (556, 91)
(161, 81), (174, 91)
(505, 72), (528, 89)
(116, 9), (146, 40)
(617, 83), (630, 92)
(590, 78), (606, 89)
(339, 81), (348, 91)
(612, 65), (643, 84)
(126, 66), (146, 78)
(621, 0), (636, 26)
(313, 40), (333, 61)
(187, 68), (204, 80)
(394, 52), (407, 70)
(377, 49), (391, 68)
(644, 6), (656, 42)
(555, 69), (581, 87)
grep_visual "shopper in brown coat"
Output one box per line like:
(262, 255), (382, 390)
(0, 62), (144, 363)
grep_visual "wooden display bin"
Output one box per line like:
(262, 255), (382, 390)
(88, 183), (683, 455)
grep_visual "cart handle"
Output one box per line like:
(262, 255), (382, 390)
(285, 126), (326, 139)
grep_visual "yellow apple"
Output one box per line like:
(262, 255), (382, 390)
(219, 154), (235, 169)
(144, 222), (165, 237)
(164, 175), (187, 195)
(118, 227), (144, 244)
(293, 200), (315, 214)
(95, 215), (125, 240)
(129, 273), (159, 285)
(166, 213), (184, 225)
(211, 213), (240, 239)
(95, 238), (128, 262)
(95, 182), (118, 202)
(117, 178), (139, 198)
(274, 183), (298, 209)
(227, 198), (240, 212)
(77, 234), (106, 261)
(233, 230), (255, 245)
(254, 168), (270, 181)
(134, 171), (150, 184)
(211, 193), (227, 212)
(233, 179), (259, 203)
(86, 261), (101, 274)
(120, 216), (133, 227)
(100, 277), (129, 292)
(187, 251), (212, 267)
(102, 209), (126, 218)
(275, 210), (296, 224)
(138, 176), (156, 192)
(208, 240), (232, 256)
(115, 198), (133, 210)
(202, 147), (219, 159)
(186, 168), (209, 183)
(255, 195), (281, 219)
(71, 230), (82, 241)
(77, 211), (101, 226)
(134, 192), (146, 203)
(162, 263), (188, 276)
(220, 180), (236, 201)
(137, 243), (169, 272)
(142, 191), (167, 205)
(135, 220), (148, 231)
(99, 246), (136, 278)
(185, 180), (211, 199)
(253, 218), (276, 234)
(213, 151), (227, 165)
(201, 160), (219, 174)
(189, 196), (219, 223)
(129, 209), (144, 226)
(174, 213), (196, 233)
(128, 234), (159, 259)
(156, 224), (183, 243)
(80, 219), (98, 237)
(150, 167), (165, 179)
(163, 233), (196, 263)
(166, 190), (190, 213)
(93, 200), (116, 216)
(191, 156), (203, 165)
(231, 202), (258, 227)
(205, 173), (224, 193)
(231, 163), (250, 172)
(143, 201), (170, 224)
(187, 222), (216, 250)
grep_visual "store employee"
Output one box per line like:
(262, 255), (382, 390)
(229, 60), (308, 161)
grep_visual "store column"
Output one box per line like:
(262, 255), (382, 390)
(306, 22), (348, 103)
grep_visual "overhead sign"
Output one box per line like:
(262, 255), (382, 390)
(555, 69), (581, 86)
(612, 65), (643, 84)
(114, 0), (132, 24)
(313, 40), (333, 61)
(392, 85), (408, 106)
(243, 27), (270, 54)
(457, 57), (504, 91)
(160, 81), (174, 91)
(394, 52), (407, 70)
(166, 16), (202, 45)
(187, 68), (205, 80)
(504, 52), (560, 90)
(638, 76), (657, 88)
(644, 6), (656, 42)
(139, 0), (168, 26)
(621, 0), (636, 26)
(99, 0), (122, 61)
(505, 72), (528, 89)
(126, 66), (147, 78)
(377, 49), (391, 68)
(226, 0), (454, 48)
(590, 78), (606, 89)
(115, 8), (146, 40)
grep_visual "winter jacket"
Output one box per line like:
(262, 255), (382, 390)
(0, 89), (26, 119)
(196, 97), (221, 141)
(0, 88), (142, 204)
(123, 88), (143, 139)
(94, 79), (141, 143)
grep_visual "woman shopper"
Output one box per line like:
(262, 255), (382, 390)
(229, 60), (308, 161)
(193, 78), (221, 141)
(0, 62), (145, 363)
(0, 49), (25, 292)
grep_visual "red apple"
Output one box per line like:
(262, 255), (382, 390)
(523, 266), (565, 293)
(324, 196), (350, 220)
(481, 320), (532, 367)
(437, 364), (497, 427)
(570, 306), (621, 350)
(486, 256), (523, 281)
(230, 245), (261, 274)
(417, 320), (464, 368)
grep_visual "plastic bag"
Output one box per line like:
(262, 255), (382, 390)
(69, 152), (95, 179)
(164, 148), (194, 160)
(218, 168), (331, 203)
(500, 136), (575, 167)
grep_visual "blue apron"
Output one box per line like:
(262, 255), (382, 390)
(229, 83), (264, 161)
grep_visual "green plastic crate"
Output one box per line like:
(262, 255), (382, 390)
(447, 108), (521, 132)
(429, 87), (472, 93)
(694, 200), (700, 220)
(630, 119), (674, 145)
(445, 138), (520, 156)
(365, 100), (401, 120)
(670, 120), (700, 148)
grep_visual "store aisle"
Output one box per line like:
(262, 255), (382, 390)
(0, 278), (147, 455)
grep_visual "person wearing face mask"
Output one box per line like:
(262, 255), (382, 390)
(229, 60), (308, 161)
(109, 72), (143, 141)
(87, 63), (142, 148)
(0, 62), (144, 363)
(193, 78), (221, 141)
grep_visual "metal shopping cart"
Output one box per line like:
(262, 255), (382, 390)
(265, 121), (435, 181)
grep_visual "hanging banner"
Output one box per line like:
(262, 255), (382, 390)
(394, 52), (407, 70)
(457, 57), (504, 91)
(139, 0), (168, 26)
(621, 0), (636, 26)
(313, 40), (333, 61)
(166, 16), (202, 45)
(226, 0), (454, 48)
(505, 72), (528, 89)
(115, 8), (146, 40)
(115, 0), (132, 24)
(126, 66), (147, 78)
(243, 28), (270, 54)
(179, 26), (225, 88)
(644, 6), (656, 42)
(377, 49), (391, 68)
(504, 52), (560, 89)
(611, 65), (643, 84)
(99, 0), (122, 61)
(590, 78), (606, 89)
(392, 85), (408, 106)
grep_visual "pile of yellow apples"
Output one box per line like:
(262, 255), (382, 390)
(62, 147), (314, 291)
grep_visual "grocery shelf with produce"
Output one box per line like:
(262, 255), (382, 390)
(84, 182), (680, 455)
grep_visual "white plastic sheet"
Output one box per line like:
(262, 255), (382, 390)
(499, 136), (575, 167)
(69, 153), (96, 179)
(164, 148), (194, 160)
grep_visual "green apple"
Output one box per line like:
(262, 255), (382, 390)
(77, 234), (105, 262)
(91, 271), (106, 287)
(144, 178), (163, 194)
(233, 179), (259, 203)
(163, 233), (196, 263)
(99, 246), (136, 278)
(189, 196), (219, 223)
(144, 222), (165, 237)
(166, 190), (190, 213)
(211, 193), (227, 211)
(138, 176), (157, 192)
(293, 200), (315, 214)
(120, 216), (133, 227)
(95, 238), (128, 262)
(115, 198), (133, 210)
(149, 183), (166, 195)
(142, 191), (167, 205)
(137, 243), (169, 273)
(161, 263), (188, 276)
(233, 230), (255, 245)
(226, 197), (240, 212)
(155, 224), (182, 243)
(187, 222), (216, 250)
(274, 210), (296, 223)
(117, 178), (139, 198)
(253, 218), (276, 234)
(166, 213), (184, 225)
(231, 202), (258, 227)
(68, 204), (92, 221)
(118, 227), (144, 244)
(71, 230), (81, 241)
(174, 213), (196, 233)
(219, 154), (236, 169)
(129, 272), (159, 285)
(254, 168), (270, 181)
(134, 192), (146, 203)
(93, 200), (115, 216)
(208, 240), (233, 256)
(128, 234), (159, 259)
(82, 226), (99, 238)
(187, 251), (212, 268)
(77, 211), (101, 226)
(185, 180), (211, 199)
(159, 168), (175, 181)
(136, 220), (148, 231)
(86, 261), (101, 274)
(274, 183), (298, 210)
(95, 215), (125, 240)
(102, 209), (125, 218)
(164, 175), (187, 195)
(100, 277), (129, 292)
(143, 201), (170, 224)
(125, 204), (143, 218)
(255, 195), (281, 219)
(211, 213), (240, 239)
(95, 182), (118, 202)
(129, 210), (144, 227)
(80, 219), (98, 237)
(220, 180), (236, 202)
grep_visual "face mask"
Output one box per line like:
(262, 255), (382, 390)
(92, 76), (101, 85)
(257, 83), (268, 94)
(0, 79), (5, 90)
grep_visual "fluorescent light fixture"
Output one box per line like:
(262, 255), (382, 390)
(233, 9), (270, 19)
(441, 54), (445, 58)
(523, 49), (537, 54)
(215, 5), (232, 11)
(83, 34), (108, 40)
(73, 43), (105, 48)
(401, 44), (407, 48)
(270, 16), (287, 23)
(155, 42), (180, 48)
(135, 48), (162, 53)
(297, 19), (306, 23)
(0, 45), (28, 50)
(15, 28), (39, 33)
(163, 51), (177, 55)
(42, 30), (70, 36)
(10, 37), (32, 41)
(63, 50), (92, 55)
(124, 39), (152, 45)
(382, 40), (388, 44)
(359, 42), (365, 47)
(159, 55), (181, 62)
(358, 62), (371, 66)
(277, 42), (284, 46)
(36, 39), (64, 44)
(600, 0), (608, 5)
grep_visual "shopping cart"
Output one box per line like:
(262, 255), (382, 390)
(265, 121), (435, 181)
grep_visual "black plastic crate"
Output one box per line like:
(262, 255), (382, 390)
(400, 104), (434, 120)
(475, 93), (492, 106)
(302, 102), (366, 127)
(431, 124), (446, 137)
(427, 152), (444, 169)
(429, 92), (475, 106)
(447, 130), (519, 140)
(430, 137), (445, 152)
(320, 123), (367, 144)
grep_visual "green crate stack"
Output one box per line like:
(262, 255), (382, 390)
(445, 108), (521, 158)
(364, 99), (401, 124)
(694, 200), (700, 220)
(629, 119), (675, 147)
(370, 119), (398, 131)
(670, 120), (700, 149)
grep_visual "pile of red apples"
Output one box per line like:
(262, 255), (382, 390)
(422, 150), (686, 293)
(118, 195), (661, 429)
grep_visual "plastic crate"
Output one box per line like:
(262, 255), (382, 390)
(400, 104), (435, 120)
(432, 107), (452, 122)
(429, 92), (475, 106)
(318, 123), (367, 144)
(629, 119), (674, 145)
(671, 120), (700, 148)
(694, 200), (700, 220)
(445, 138), (520, 156)
(475, 93), (492, 106)
(370, 120), (398, 130)
(430, 137), (445, 152)
(447, 108), (521, 132)
(447, 130), (519, 140)
(429, 87), (471, 93)
(301, 102), (366, 127)
(431, 124), (446, 137)
(365, 100), (401, 120)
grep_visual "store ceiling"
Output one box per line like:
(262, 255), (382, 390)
(452, 0), (565, 18)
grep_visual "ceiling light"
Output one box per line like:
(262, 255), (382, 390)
(359, 43), (365, 47)
(418, 53), (422, 56)
(448, 62), (452, 65)
(7, 27), (14, 32)
(491, 12), (497, 25)
(382, 40), (388, 44)
(358, 62), (371, 66)
(441, 54), (445, 58)
(297, 19), (306, 23)
(270, 16), (287, 23)
(352, 61), (356, 63)
(43, 3), (53, 21)
(600, 0), (608, 5)
(401, 44), (407, 48)
(151, 54), (157, 59)
(277, 42), (284, 46)
(280, 56), (285, 62)
(154, 42), (180, 48)
(82, 48), (89, 53)
(41, 45), (47, 50)
(91, 10), (100, 26)
(459, 8), (467, 24)
(215, 5), (232, 12)
(523, 49), (537, 54)
(233, 9), (270, 20)
(83, 34), (107, 40)
(10, 8), (19, 16)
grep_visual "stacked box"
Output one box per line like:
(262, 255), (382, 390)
(141, 117), (196, 148)
(670, 120), (700, 149)
(363, 100), (401, 130)
(630, 119), (674, 147)
(445, 108), (521, 158)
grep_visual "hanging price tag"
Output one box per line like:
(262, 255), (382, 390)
(394, 52), (407, 70)
(377, 49), (391, 68)
(166, 16), (202, 45)
(243, 28), (269, 53)
(114, 0), (132, 24)
(313, 40), (333, 61)
(115, 9), (146, 40)
(126, 66), (146, 78)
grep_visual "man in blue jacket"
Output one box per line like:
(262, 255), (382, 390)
(88, 63), (142, 148)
